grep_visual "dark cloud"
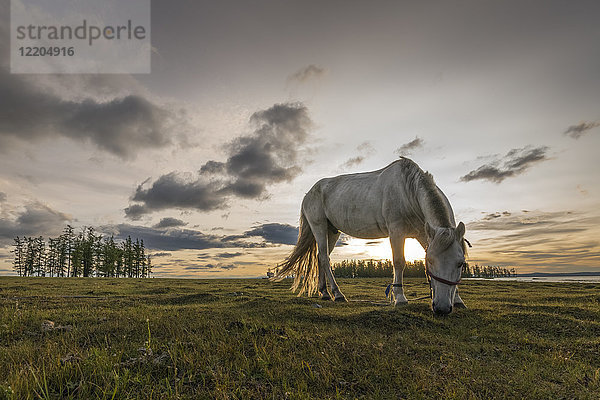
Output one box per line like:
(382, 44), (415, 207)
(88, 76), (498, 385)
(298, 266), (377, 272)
(151, 252), (172, 257)
(61, 96), (172, 158)
(339, 156), (365, 169)
(212, 222), (300, 246)
(129, 173), (227, 215)
(153, 217), (188, 229)
(183, 263), (237, 271)
(461, 146), (549, 183)
(288, 65), (326, 83)
(564, 121), (599, 139)
(356, 142), (374, 153)
(124, 204), (150, 221)
(482, 211), (512, 220)
(0, 202), (72, 246)
(395, 137), (424, 156)
(215, 252), (243, 259)
(196, 252), (243, 260)
(126, 102), (312, 217)
(0, 70), (178, 159)
(339, 141), (375, 170)
(102, 224), (266, 251)
(0, 192), (6, 202)
(242, 223), (299, 245)
(199, 160), (226, 174)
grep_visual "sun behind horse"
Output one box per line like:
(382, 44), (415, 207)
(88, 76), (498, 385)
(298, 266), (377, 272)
(273, 157), (468, 315)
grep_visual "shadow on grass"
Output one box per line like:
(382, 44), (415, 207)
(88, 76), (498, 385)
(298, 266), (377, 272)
(230, 298), (451, 334)
(500, 303), (600, 324)
(142, 287), (172, 295)
(500, 310), (600, 338)
(150, 293), (219, 305)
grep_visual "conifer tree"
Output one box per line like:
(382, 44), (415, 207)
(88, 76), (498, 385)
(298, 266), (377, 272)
(34, 236), (45, 276)
(46, 237), (59, 277)
(11, 237), (26, 276)
(146, 254), (152, 277)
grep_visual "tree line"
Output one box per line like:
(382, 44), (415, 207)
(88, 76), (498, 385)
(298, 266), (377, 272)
(332, 259), (516, 279)
(464, 264), (516, 278)
(11, 225), (152, 278)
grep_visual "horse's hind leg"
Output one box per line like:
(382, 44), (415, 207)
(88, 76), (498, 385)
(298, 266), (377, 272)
(308, 222), (347, 301)
(317, 258), (330, 300)
(303, 192), (347, 302)
(318, 230), (340, 300)
(314, 226), (346, 302)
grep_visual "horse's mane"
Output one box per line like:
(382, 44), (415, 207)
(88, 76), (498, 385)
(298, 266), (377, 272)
(428, 227), (465, 255)
(395, 157), (452, 225)
(396, 157), (468, 255)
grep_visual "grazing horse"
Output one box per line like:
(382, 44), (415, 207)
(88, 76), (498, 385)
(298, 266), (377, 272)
(273, 157), (468, 315)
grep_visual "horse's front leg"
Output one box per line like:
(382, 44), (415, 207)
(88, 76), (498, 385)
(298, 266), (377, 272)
(453, 289), (467, 308)
(389, 233), (408, 306)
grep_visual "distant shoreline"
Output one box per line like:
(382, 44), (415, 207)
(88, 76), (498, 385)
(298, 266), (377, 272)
(515, 271), (600, 277)
(465, 273), (600, 283)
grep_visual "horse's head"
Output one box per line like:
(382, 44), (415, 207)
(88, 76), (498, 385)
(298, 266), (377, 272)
(424, 221), (467, 316)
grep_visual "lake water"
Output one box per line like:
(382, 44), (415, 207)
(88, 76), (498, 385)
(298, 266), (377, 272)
(465, 276), (600, 283)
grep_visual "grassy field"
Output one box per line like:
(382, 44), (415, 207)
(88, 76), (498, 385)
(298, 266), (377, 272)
(0, 276), (599, 399)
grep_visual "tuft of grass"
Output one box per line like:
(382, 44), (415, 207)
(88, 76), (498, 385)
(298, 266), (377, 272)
(0, 276), (599, 399)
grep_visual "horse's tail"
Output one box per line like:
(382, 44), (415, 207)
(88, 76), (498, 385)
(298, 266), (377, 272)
(271, 211), (319, 296)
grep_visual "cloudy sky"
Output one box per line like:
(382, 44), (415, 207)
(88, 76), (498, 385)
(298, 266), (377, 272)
(1, 0), (599, 277)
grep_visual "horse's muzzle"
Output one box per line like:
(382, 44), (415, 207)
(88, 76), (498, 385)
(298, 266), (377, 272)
(432, 303), (453, 316)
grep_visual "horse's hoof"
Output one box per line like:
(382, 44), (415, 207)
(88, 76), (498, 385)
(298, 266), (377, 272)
(454, 302), (467, 309)
(333, 295), (348, 302)
(394, 300), (408, 306)
(320, 293), (331, 301)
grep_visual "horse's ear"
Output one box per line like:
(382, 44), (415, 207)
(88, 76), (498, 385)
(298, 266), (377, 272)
(425, 222), (436, 242)
(456, 221), (465, 238)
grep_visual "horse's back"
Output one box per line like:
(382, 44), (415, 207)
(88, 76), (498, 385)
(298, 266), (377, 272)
(302, 159), (418, 238)
(311, 158), (416, 202)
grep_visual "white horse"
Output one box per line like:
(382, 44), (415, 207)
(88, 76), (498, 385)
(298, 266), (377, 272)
(274, 157), (468, 315)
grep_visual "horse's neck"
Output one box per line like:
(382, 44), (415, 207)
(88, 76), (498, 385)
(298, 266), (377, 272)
(416, 186), (454, 229)
(412, 191), (453, 249)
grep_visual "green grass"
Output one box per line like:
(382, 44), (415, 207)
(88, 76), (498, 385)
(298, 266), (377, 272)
(0, 276), (599, 399)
